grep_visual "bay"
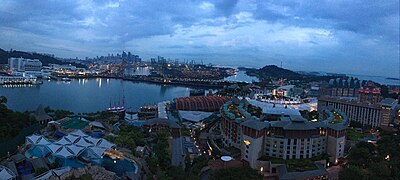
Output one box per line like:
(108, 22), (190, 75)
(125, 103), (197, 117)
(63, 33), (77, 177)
(0, 78), (190, 113)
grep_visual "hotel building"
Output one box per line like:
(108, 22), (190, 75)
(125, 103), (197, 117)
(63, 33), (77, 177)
(220, 98), (347, 169)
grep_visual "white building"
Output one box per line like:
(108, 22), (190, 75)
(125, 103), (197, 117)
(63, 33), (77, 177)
(8, 58), (43, 77)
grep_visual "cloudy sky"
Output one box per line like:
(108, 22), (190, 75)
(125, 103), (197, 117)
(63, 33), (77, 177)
(0, 0), (398, 77)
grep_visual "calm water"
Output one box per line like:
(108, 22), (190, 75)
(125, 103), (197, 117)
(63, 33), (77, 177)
(0, 71), (257, 113)
(0, 78), (190, 113)
(348, 74), (400, 86)
(224, 71), (259, 83)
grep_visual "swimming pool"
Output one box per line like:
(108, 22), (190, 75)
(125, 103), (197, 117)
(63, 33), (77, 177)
(57, 158), (85, 168)
(100, 157), (137, 176)
(25, 146), (50, 158)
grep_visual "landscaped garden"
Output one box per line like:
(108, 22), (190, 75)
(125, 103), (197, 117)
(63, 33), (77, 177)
(258, 154), (329, 172)
(347, 128), (370, 141)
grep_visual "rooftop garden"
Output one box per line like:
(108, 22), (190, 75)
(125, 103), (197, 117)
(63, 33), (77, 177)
(300, 110), (319, 121)
(258, 154), (329, 172)
(332, 111), (343, 123)
(247, 105), (262, 118)
(226, 101), (254, 120)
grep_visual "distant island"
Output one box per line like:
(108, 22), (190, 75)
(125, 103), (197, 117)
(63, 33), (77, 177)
(386, 77), (400, 81)
(242, 65), (340, 82)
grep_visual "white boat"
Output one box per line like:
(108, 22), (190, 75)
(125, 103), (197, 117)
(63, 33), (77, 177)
(62, 77), (72, 81)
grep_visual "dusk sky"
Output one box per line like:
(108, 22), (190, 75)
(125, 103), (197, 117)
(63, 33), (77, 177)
(0, 0), (398, 77)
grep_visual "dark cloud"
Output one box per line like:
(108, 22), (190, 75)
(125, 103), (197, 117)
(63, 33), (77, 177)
(0, 0), (398, 77)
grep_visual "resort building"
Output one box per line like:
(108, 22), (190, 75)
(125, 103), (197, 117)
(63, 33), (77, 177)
(318, 96), (399, 128)
(8, 57), (43, 77)
(220, 98), (347, 170)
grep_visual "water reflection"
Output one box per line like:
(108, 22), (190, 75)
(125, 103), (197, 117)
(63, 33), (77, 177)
(0, 78), (190, 113)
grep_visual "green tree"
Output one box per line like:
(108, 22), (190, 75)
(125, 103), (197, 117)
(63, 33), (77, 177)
(210, 167), (262, 180)
(339, 165), (366, 180)
(185, 152), (191, 166)
(367, 162), (391, 180)
(166, 166), (186, 180)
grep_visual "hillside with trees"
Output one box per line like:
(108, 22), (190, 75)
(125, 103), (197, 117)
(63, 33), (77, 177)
(339, 131), (400, 179)
(0, 96), (37, 142)
(0, 48), (86, 68)
(245, 65), (341, 82)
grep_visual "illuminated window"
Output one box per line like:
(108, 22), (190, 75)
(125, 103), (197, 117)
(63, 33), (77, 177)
(244, 140), (251, 145)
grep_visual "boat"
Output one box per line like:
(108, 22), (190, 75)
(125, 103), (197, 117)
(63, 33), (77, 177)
(62, 77), (72, 81)
(106, 94), (126, 114)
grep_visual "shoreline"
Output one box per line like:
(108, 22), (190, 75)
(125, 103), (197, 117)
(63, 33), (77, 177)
(57, 75), (235, 89)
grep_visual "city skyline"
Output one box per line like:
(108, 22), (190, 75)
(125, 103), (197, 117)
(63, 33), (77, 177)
(0, 0), (399, 77)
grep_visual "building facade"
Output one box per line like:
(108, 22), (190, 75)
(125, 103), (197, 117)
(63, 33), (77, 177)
(220, 99), (347, 168)
(318, 96), (399, 128)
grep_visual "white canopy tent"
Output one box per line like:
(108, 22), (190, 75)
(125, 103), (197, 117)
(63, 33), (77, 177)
(54, 137), (72, 146)
(0, 167), (16, 180)
(34, 167), (71, 180)
(70, 130), (88, 137)
(36, 137), (51, 146)
(88, 146), (107, 158)
(84, 136), (101, 145)
(97, 139), (115, 149)
(64, 134), (80, 143)
(75, 138), (94, 147)
(25, 134), (43, 145)
(66, 144), (85, 156)
(46, 144), (62, 153)
(53, 146), (74, 159)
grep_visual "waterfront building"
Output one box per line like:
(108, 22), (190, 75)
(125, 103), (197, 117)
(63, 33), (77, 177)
(220, 98), (347, 169)
(8, 58), (43, 76)
(0, 76), (40, 85)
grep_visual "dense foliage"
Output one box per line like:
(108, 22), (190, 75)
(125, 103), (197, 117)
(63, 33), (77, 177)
(209, 167), (263, 180)
(339, 131), (400, 180)
(44, 107), (74, 120)
(0, 96), (37, 142)
(106, 125), (145, 152)
(300, 110), (319, 121)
